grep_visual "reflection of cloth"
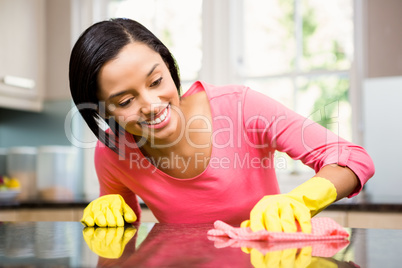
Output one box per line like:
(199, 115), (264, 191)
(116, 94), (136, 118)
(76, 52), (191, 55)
(209, 236), (349, 258)
(207, 218), (350, 258)
(95, 81), (374, 224)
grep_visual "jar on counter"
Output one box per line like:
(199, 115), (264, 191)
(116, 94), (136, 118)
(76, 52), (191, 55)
(0, 148), (6, 176)
(6, 147), (38, 201)
(36, 146), (81, 201)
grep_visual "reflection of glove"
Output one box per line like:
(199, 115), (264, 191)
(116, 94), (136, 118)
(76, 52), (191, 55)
(81, 194), (137, 227)
(243, 246), (313, 268)
(242, 177), (337, 233)
(309, 257), (338, 268)
(83, 226), (137, 259)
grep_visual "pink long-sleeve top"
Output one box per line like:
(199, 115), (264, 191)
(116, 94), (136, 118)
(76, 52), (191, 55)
(94, 81), (375, 224)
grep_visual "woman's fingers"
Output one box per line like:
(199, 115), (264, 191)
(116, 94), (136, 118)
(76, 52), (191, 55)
(122, 202), (137, 223)
(82, 195), (137, 227)
(246, 195), (312, 233)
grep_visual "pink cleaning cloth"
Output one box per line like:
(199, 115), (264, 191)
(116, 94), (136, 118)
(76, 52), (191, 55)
(207, 217), (350, 258)
(207, 217), (349, 242)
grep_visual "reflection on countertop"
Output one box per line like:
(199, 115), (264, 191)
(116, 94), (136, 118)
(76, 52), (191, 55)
(0, 221), (401, 267)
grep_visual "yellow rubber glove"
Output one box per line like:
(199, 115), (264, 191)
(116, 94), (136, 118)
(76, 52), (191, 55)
(81, 194), (137, 227)
(243, 246), (313, 268)
(83, 226), (137, 259)
(241, 177), (337, 233)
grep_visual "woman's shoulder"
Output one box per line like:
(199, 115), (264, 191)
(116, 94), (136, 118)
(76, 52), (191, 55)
(184, 80), (248, 100)
(94, 140), (118, 163)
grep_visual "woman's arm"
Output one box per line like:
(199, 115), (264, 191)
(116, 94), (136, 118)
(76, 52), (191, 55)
(94, 141), (142, 222)
(243, 88), (375, 196)
(315, 164), (359, 201)
(242, 88), (375, 232)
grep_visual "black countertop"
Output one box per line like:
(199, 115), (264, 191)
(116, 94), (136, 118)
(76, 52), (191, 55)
(325, 192), (402, 213)
(0, 221), (401, 267)
(1, 192), (402, 212)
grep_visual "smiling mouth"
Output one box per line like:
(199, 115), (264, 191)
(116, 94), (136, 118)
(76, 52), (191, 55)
(141, 105), (170, 126)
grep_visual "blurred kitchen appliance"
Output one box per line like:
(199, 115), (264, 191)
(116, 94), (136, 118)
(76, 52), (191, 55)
(6, 146), (37, 200)
(36, 146), (81, 201)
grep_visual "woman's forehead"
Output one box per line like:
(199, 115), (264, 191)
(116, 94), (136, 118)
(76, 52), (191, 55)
(97, 43), (164, 98)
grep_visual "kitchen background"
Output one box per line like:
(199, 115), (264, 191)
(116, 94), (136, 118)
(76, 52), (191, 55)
(0, 0), (401, 204)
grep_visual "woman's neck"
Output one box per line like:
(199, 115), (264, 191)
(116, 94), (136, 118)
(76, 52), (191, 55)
(136, 90), (213, 178)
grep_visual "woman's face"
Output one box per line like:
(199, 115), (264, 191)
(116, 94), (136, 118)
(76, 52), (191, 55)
(97, 42), (181, 143)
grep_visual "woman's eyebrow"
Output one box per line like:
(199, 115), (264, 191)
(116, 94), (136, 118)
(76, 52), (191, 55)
(108, 90), (128, 100)
(147, 63), (159, 77)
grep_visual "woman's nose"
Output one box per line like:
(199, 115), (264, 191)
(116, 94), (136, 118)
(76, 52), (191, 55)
(139, 92), (161, 115)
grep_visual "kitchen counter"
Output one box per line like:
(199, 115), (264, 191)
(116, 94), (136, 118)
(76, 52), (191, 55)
(1, 193), (402, 228)
(1, 192), (402, 211)
(0, 221), (401, 267)
(326, 192), (402, 213)
(0, 199), (90, 209)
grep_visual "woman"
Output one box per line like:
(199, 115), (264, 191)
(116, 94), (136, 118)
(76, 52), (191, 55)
(70, 18), (374, 233)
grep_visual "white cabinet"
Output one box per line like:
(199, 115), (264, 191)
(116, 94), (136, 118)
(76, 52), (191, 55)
(44, 0), (73, 101)
(0, 0), (46, 111)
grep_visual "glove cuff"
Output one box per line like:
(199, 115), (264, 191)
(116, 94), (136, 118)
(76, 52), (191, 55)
(287, 177), (337, 217)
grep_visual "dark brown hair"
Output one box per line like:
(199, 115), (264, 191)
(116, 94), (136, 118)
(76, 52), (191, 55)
(69, 18), (181, 153)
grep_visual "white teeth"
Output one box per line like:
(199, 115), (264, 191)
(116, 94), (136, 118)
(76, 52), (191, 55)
(145, 106), (168, 125)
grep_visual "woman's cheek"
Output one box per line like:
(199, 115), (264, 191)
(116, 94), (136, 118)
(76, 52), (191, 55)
(122, 112), (144, 130)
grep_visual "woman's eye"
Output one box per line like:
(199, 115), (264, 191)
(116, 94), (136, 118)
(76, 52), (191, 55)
(119, 98), (133, 107)
(150, 77), (163, 87)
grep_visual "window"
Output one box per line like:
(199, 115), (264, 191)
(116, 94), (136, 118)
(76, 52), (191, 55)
(242, 0), (353, 138)
(240, 0), (355, 176)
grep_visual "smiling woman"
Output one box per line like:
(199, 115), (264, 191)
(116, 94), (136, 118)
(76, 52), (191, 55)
(69, 17), (374, 239)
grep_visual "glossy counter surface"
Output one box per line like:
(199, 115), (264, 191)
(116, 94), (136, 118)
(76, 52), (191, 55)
(1, 193), (402, 212)
(0, 221), (401, 267)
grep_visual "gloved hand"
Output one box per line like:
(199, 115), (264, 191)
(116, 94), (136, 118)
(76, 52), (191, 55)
(83, 225), (137, 259)
(81, 194), (137, 227)
(243, 246), (312, 268)
(241, 177), (337, 233)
